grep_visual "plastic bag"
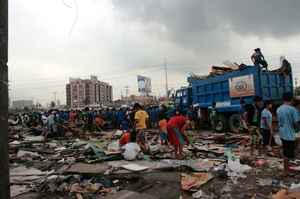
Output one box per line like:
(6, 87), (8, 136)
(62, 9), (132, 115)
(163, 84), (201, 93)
(226, 158), (252, 184)
(122, 143), (141, 160)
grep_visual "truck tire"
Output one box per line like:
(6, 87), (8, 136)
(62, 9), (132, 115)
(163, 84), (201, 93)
(213, 114), (228, 133)
(229, 114), (241, 133)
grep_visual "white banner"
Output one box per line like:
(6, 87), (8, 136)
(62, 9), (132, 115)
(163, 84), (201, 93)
(137, 75), (152, 93)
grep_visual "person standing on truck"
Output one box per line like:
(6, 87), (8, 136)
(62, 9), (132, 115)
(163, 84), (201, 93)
(251, 48), (268, 71)
(260, 100), (274, 151)
(277, 92), (300, 176)
(278, 56), (292, 77)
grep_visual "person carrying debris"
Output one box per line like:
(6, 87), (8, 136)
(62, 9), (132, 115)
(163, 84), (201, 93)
(134, 103), (150, 153)
(260, 100), (274, 150)
(43, 111), (58, 142)
(94, 114), (104, 132)
(69, 110), (77, 123)
(278, 56), (292, 77)
(251, 48), (268, 70)
(209, 102), (218, 132)
(119, 130), (131, 146)
(243, 96), (263, 154)
(122, 129), (143, 160)
(167, 111), (191, 159)
(277, 92), (300, 176)
(239, 98), (248, 133)
(83, 108), (95, 132)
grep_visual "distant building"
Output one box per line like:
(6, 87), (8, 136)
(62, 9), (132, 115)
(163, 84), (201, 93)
(12, 100), (34, 110)
(66, 75), (113, 108)
(120, 95), (157, 105)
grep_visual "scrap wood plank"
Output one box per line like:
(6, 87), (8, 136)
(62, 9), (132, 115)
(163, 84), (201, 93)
(64, 163), (110, 174)
(105, 190), (157, 199)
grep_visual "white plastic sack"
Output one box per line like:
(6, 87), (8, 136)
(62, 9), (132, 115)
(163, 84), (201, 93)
(290, 183), (300, 192)
(192, 190), (203, 198)
(122, 143), (141, 161)
(226, 158), (251, 184)
(114, 130), (123, 137)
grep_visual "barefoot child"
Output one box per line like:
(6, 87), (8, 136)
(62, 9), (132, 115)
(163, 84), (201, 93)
(158, 113), (168, 145)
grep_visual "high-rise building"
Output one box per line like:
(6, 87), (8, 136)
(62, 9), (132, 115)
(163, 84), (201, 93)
(66, 75), (112, 108)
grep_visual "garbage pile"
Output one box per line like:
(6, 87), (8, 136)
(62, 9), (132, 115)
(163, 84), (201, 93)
(9, 125), (300, 199)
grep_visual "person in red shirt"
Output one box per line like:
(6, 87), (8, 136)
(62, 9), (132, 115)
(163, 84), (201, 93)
(95, 115), (104, 131)
(69, 110), (76, 123)
(167, 111), (191, 159)
(119, 131), (131, 146)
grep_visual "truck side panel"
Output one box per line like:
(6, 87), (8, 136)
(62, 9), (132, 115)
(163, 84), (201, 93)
(260, 71), (293, 101)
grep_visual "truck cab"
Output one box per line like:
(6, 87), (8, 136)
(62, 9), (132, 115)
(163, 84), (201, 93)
(174, 87), (192, 111)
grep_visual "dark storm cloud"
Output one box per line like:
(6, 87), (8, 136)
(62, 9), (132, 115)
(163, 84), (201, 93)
(112, 0), (300, 48)
(216, 0), (300, 37)
(112, 0), (227, 52)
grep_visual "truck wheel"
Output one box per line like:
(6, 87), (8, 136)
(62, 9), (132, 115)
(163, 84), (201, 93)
(229, 114), (241, 133)
(214, 114), (228, 133)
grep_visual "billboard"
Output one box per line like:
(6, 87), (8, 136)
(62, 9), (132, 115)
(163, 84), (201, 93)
(229, 74), (255, 97)
(137, 75), (152, 94)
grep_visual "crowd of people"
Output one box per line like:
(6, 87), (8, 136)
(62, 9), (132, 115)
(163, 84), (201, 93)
(10, 105), (165, 133)
(9, 102), (194, 159)
(239, 92), (300, 176)
(9, 92), (300, 173)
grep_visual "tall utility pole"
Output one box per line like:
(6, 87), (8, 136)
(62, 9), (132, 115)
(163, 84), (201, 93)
(53, 91), (57, 104)
(125, 86), (129, 98)
(164, 58), (169, 100)
(124, 86), (129, 104)
(0, 0), (10, 198)
(295, 78), (299, 96)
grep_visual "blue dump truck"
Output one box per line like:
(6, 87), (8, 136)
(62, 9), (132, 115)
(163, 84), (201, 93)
(175, 65), (293, 132)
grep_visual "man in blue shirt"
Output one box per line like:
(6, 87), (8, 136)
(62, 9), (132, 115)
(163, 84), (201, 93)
(260, 100), (274, 149)
(277, 92), (300, 175)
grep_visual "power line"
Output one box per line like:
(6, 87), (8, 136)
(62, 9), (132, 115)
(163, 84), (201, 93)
(164, 58), (169, 99)
(61, 0), (73, 8)
(68, 0), (79, 36)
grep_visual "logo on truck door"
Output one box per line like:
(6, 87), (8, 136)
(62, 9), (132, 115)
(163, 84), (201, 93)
(229, 74), (255, 97)
(235, 81), (248, 91)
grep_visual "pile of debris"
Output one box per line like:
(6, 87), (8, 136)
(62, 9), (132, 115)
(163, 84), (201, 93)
(8, 125), (300, 199)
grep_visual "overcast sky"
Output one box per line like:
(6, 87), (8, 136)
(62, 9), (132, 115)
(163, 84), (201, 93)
(9, 0), (300, 105)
